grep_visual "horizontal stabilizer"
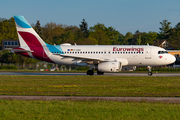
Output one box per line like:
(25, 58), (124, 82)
(6, 48), (33, 53)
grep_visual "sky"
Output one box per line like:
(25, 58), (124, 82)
(1, 0), (180, 35)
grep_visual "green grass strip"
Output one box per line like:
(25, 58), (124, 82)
(0, 100), (180, 120)
(0, 75), (180, 97)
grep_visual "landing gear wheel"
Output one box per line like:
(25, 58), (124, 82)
(87, 70), (94, 75)
(148, 72), (153, 76)
(147, 66), (153, 76)
(97, 71), (104, 75)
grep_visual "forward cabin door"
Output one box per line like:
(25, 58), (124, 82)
(145, 47), (151, 59)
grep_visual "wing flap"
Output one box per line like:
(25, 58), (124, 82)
(59, 54), (110, 62)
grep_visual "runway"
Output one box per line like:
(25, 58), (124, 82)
(0, 72), (179, 76)
(0, 95), (180, 103)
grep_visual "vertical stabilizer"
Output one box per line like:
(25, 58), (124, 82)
(14, 16), (53, 63)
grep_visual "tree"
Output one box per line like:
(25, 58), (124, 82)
(42, 22), (64, 44)
(135, 30), (140, 34)
(79, 19), (89, 38)
(159, 20), (172, 38)
(141, 32), (158, 45)
(0, 17), (18, 46)
(175, 22), (180, 31)
(136, 35), (141, 45)
(123, 32), (133, 45)
(35, 20), (42, 37)
(106, 26), (120, 45)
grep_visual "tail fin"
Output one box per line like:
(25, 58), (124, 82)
(14, 16), (46, 48)
(14, 16), (53, 63)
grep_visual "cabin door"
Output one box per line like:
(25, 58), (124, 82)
(145, 48), (151, 59)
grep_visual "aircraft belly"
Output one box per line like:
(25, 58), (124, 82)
(127, 59), (138, 66)
(49, 55), (74, 65)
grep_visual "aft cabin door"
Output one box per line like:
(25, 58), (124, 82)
(145, 48), (151, 59)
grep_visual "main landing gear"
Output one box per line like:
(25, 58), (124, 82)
(147, 66), (153, 76)
(87, 70), (94, 75)
(86, 70), (104, 75)
(97, 71), (104, 75)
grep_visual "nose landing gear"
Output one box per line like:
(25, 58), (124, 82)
(147, 66), (153, 76)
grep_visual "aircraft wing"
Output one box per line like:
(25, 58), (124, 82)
(59, 54), (111, 62)
(6, 48), (33, 52)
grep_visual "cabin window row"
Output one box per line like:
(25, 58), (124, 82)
(52, 51), (144, 54)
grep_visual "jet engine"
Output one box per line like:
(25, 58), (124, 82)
(96, 61), (122, 72)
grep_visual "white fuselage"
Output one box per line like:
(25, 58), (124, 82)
(47, 44), (176, 67)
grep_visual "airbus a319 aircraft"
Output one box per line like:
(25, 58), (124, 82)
(8, 16), (176, 76)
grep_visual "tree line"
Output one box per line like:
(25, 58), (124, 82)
(0, 17), (180, 64)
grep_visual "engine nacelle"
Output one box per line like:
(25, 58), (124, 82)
(97, 62), (121, 72)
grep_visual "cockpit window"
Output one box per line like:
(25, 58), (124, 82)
(158, 51), (168, 54)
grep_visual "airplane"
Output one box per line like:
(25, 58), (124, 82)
(7, 16), (176, 76)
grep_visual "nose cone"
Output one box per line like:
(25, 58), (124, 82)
(170, 55), (176, 64)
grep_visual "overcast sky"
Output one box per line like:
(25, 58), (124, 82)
(1, 0), (180, 35)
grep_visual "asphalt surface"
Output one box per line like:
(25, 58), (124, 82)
(0, 95), (180, 103)
(0, 72), (180, 76)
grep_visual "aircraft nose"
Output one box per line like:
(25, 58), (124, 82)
(170, 55), (176, 64)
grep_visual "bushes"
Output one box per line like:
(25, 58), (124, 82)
(0, 66), (17, 70)
(76, 67), (89, 71)
(136, 67), (180, 72)
(155, 68), (180, 72)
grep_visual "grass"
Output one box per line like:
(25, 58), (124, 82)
(0, 100), (180, 120)
(0, 75), (180, 97)
(1, 76), (180, 120)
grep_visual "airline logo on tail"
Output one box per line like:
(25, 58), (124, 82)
(14, 16), (53, 63)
